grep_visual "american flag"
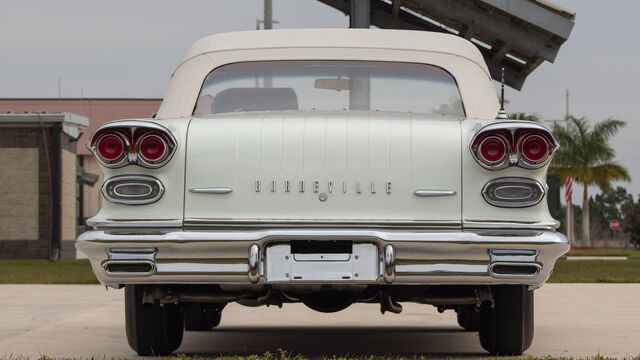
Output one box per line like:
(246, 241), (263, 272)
(564, 176), (573, 203)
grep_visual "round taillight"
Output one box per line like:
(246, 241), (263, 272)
(138, 133), (167, 163)
(96, 134), (125, 162)
(519, 134), (549, 164)
(478, 136), (507, 165)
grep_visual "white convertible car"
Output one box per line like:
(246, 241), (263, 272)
(77, 29), (569, 356)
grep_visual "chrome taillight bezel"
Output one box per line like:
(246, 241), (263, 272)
(470, 121), (558, 170)
(87, 120), (177, 169)
(517, 133), (553, 169)
(135, 132), (171, 167)
(94, 131), (130, 167)
(476, 134), (510, 169)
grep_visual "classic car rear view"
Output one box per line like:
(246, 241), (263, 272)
(76, 29), (569, 356)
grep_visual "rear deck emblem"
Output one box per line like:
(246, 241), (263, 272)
(254, 180), (391, 194)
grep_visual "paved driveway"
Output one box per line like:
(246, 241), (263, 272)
(0, 284), (638, 358)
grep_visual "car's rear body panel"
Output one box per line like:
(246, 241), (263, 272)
(184, 111), (462, 224)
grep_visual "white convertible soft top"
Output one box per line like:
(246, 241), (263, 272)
(180, 29), (489, 76)
(157, 29), (499, 119)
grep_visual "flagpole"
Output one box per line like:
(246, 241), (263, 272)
(565, 176), (573, 243)
(564, 88), (573, 244)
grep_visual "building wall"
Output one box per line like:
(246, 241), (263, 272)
(61, 149), (77, 258)
(81, 155), (104, 222)
(0, 99), (162, 223)
(0, 126), (77, 259)
(0, 147), (39, 241)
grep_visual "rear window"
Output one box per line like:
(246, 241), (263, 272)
(193, 60), (464, 117)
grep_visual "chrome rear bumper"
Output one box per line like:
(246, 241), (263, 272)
(76, 228), (569, 288)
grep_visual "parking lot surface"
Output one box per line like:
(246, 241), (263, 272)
(0, 284), (638, 358)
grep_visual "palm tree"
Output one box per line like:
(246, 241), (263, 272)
(551, 116), (631, 246)
(508, 112), (540, 122)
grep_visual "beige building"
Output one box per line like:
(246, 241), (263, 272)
(0, 113), (87, 259)
(0, 99), (162, 259)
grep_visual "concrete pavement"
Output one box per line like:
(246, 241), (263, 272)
(0, 284), (638, 358)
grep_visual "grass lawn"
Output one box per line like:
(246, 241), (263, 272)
(0, 257), (639, 284)
(0, 259), (98, 284)
(548, 258), (640, 283)
(567, 248), (640, 257)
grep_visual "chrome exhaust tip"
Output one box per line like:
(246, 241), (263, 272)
(103, 260), (156, 276)
(488, 262), (541, 278)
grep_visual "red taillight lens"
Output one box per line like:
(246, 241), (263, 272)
(88, 121), (176, 168)
(519, 133), (550, 165)
(96, 133), (126, 162)
(138, 133), (168, 164)
(478, 135), (507, 165)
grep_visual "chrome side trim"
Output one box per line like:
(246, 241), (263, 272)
(87, 218), (183, 229)
(463, 219), (560, 230)
(189, 187), (233, 194)
(155, 262), (249, 274)
(414, 189), (457, 197)
(88, 218), (559, 231)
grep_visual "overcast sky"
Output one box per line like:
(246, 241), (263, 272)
(1, 0), (638, 202)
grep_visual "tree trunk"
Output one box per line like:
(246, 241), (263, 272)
(582, 185), (591, 247)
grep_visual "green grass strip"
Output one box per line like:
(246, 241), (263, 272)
(0, 259), (99, 284)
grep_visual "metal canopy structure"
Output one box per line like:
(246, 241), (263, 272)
(318, 0), (575, 90)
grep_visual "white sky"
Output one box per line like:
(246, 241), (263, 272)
(1, 0), (638, 202)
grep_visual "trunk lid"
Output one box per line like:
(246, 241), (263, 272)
(184, 111), (461, 225)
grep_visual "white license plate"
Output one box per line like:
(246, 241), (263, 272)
(265, 243), (379, 282)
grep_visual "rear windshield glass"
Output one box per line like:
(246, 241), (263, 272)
(194, 60), (464, 117)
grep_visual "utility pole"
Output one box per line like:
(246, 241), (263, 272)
(256, 0), (278, 88)
(256, 0), (279, 30)
(350, 0), (371, 28)
(565, 88), (570, 120)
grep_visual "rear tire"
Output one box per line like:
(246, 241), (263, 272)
(456, 305), (480, 331)
(479, 285), (534, 355)
(125, 285), (184, 356)
(184, 303), (223, 331)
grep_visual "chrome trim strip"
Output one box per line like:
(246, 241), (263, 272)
(189, 187), (233, 194)
(183, 218), (462, 229)
(396, 263), (488, 275)
(155, 262), (249, 274)
(87, 219), (183, 229)
(101, 175), (165, 205)
(78, 228), (568, 244)
(414, 189), (457, 197)
(463, 219), (560, 230)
